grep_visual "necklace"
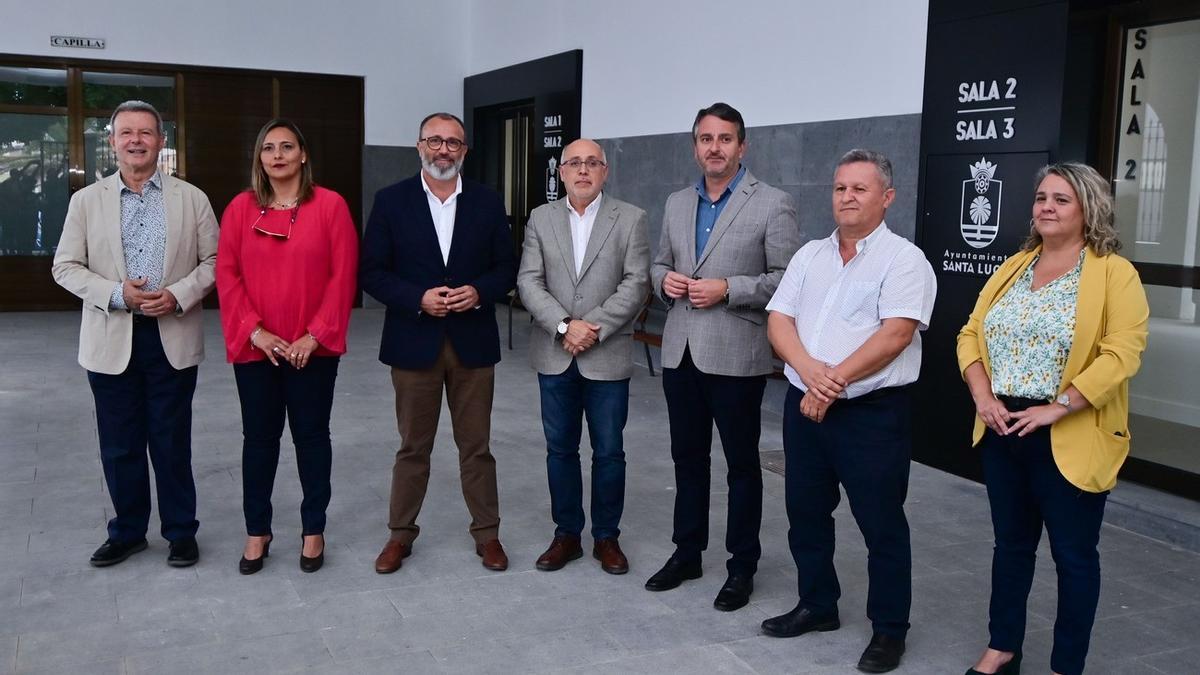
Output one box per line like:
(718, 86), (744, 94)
(272, 198), (299, 209)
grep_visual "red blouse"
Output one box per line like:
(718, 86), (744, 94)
(217, 186), (358, 364)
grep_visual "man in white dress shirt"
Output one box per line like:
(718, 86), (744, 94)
(761, 149), (936, 674)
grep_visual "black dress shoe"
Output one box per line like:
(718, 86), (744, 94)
(857, 632), (905, 673)
(644, 556), (702, 591)
(713, 573), (754, 611)
(238, 536), (272, 575)
(89, 538), (148, 567)
(167, 537), (199, 567)
(761, 603), (841, 637)
(300, 534), (324, 573)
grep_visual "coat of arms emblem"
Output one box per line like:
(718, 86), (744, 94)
(960, 157), (1002, 249)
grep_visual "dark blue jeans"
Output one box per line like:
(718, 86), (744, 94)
(233, 356), (339, 536)
(783, 384), (912, 638)
(982, 400), (1108, 675)
(538, 360), (629, 540)
(87, 317), (199, 543)
(662, 349), (765, 575)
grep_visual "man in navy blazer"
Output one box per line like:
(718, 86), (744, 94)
(361, 112), (516, 573)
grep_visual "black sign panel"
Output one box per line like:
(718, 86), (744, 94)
(914, 3), (1069, 482)
(923, 151), (1046, 279)
(920, 2), (1068, 156)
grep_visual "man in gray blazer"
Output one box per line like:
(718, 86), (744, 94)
(53, 100), (218, 568)
(517, 138), (650, 575)
(645, 103), (801, 610)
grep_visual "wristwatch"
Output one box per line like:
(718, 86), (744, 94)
(555, 317), (571, 342)
(1055, 393), (1071, 411)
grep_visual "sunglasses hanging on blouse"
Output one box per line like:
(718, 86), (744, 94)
(251, 205), (300, 240)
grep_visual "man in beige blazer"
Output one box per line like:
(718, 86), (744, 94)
(52, 100), (218, 568)
(517, 138), (650, 575)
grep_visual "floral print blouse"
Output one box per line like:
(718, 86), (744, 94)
(983, 252), (1084, 400)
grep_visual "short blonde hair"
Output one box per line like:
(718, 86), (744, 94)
(1023, 162), (1121, 255)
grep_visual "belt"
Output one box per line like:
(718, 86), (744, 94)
(997, 395), (1049, 411)
(846, 383), (913, 403)
(131, 313), (157, 325)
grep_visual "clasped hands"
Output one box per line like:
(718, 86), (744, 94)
(250, 326), (319, 369)
(122, 277), (177, 317)
(662, 271), (727, 309)
(796, 356), (848, 423)
(562, 319), (601, 356)
(420, 285), (480, 317)
(973, 395), (1069, 437)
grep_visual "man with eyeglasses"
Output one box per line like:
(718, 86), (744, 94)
(646, 102), (801, 611)
(517, 138), (650, 575)
(361, 112), (517, 573)
(52, 99), (218, 568)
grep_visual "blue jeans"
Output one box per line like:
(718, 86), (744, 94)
(538, 360), (629, 540)
(982, 397), (1108, 675)
(233, 356), (339, 536)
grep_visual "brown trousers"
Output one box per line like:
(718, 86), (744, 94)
(388, 340), (499, 545)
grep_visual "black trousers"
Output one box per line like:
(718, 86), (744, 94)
(233, 356), (339, 536)
(662, 348), (765, 575)
(87, 316), (199, 543)
(783, 384), (912, 638)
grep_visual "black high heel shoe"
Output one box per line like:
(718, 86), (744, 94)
(238, 535), (272, 575)
(300, 534), (324, 573)
(965, 651), (1021, 675)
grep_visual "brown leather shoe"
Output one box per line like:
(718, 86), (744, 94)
(593, 538), (629, 575)
(374, 540), (411, 574)
(536, 535), (582, 571)
(475, 538), (508, 571)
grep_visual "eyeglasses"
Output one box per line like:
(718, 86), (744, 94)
(252, 205), (300, 240)
(420, 136), (465, 152)
(561, 158), (606, 171)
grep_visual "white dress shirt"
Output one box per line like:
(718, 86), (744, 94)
(568, 193), (602, 276)
(421, 173), (463, 265)
(766, 222), (937, 398)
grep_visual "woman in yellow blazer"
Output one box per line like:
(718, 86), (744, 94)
(957, 163), (1148, 675)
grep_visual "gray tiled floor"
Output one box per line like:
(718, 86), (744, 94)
(1, 308), (1197, 674)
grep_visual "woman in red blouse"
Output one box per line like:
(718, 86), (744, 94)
(217, 119), (358, 574)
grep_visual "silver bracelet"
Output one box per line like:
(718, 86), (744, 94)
(250, 327), (263, 345)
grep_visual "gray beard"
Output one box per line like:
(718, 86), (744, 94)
(422, 156), (463, 181)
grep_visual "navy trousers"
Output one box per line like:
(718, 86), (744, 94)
(783, 384), (912, 638)
(538, 359), (629, 540)
(233, 356), (339, 536)
(982, 396), (1108, 675)
(86, 316), (199, 543)
(662, 348), (765, 575)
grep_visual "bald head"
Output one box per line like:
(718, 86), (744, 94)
(559, 138), (609, 211)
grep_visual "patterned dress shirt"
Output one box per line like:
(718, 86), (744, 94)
(109, 171), (167, 312)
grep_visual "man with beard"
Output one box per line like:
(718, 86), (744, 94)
(360, 112), (516, 573)
(646, 102), (800, 610)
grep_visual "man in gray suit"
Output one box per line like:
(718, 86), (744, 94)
(517, 138), (650, 575)
(645, 102), (801, 611)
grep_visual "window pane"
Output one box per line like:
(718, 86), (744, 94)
(83, 71), (175, 117)
(1129, 283), (1200, 475)
(1113, 19), (1200, 269)
(0, 67), (68, 108)
(0, 113), (70, 255)
(84, 116), (177, 185)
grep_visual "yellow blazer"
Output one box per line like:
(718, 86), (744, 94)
(957, 246), (1149, 492)
(52, 171), (219, 375)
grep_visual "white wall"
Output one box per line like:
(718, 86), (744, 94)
(3, 0), (930, 145)
(0, 0), (469, 146)
(467, 0), (930, 139)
